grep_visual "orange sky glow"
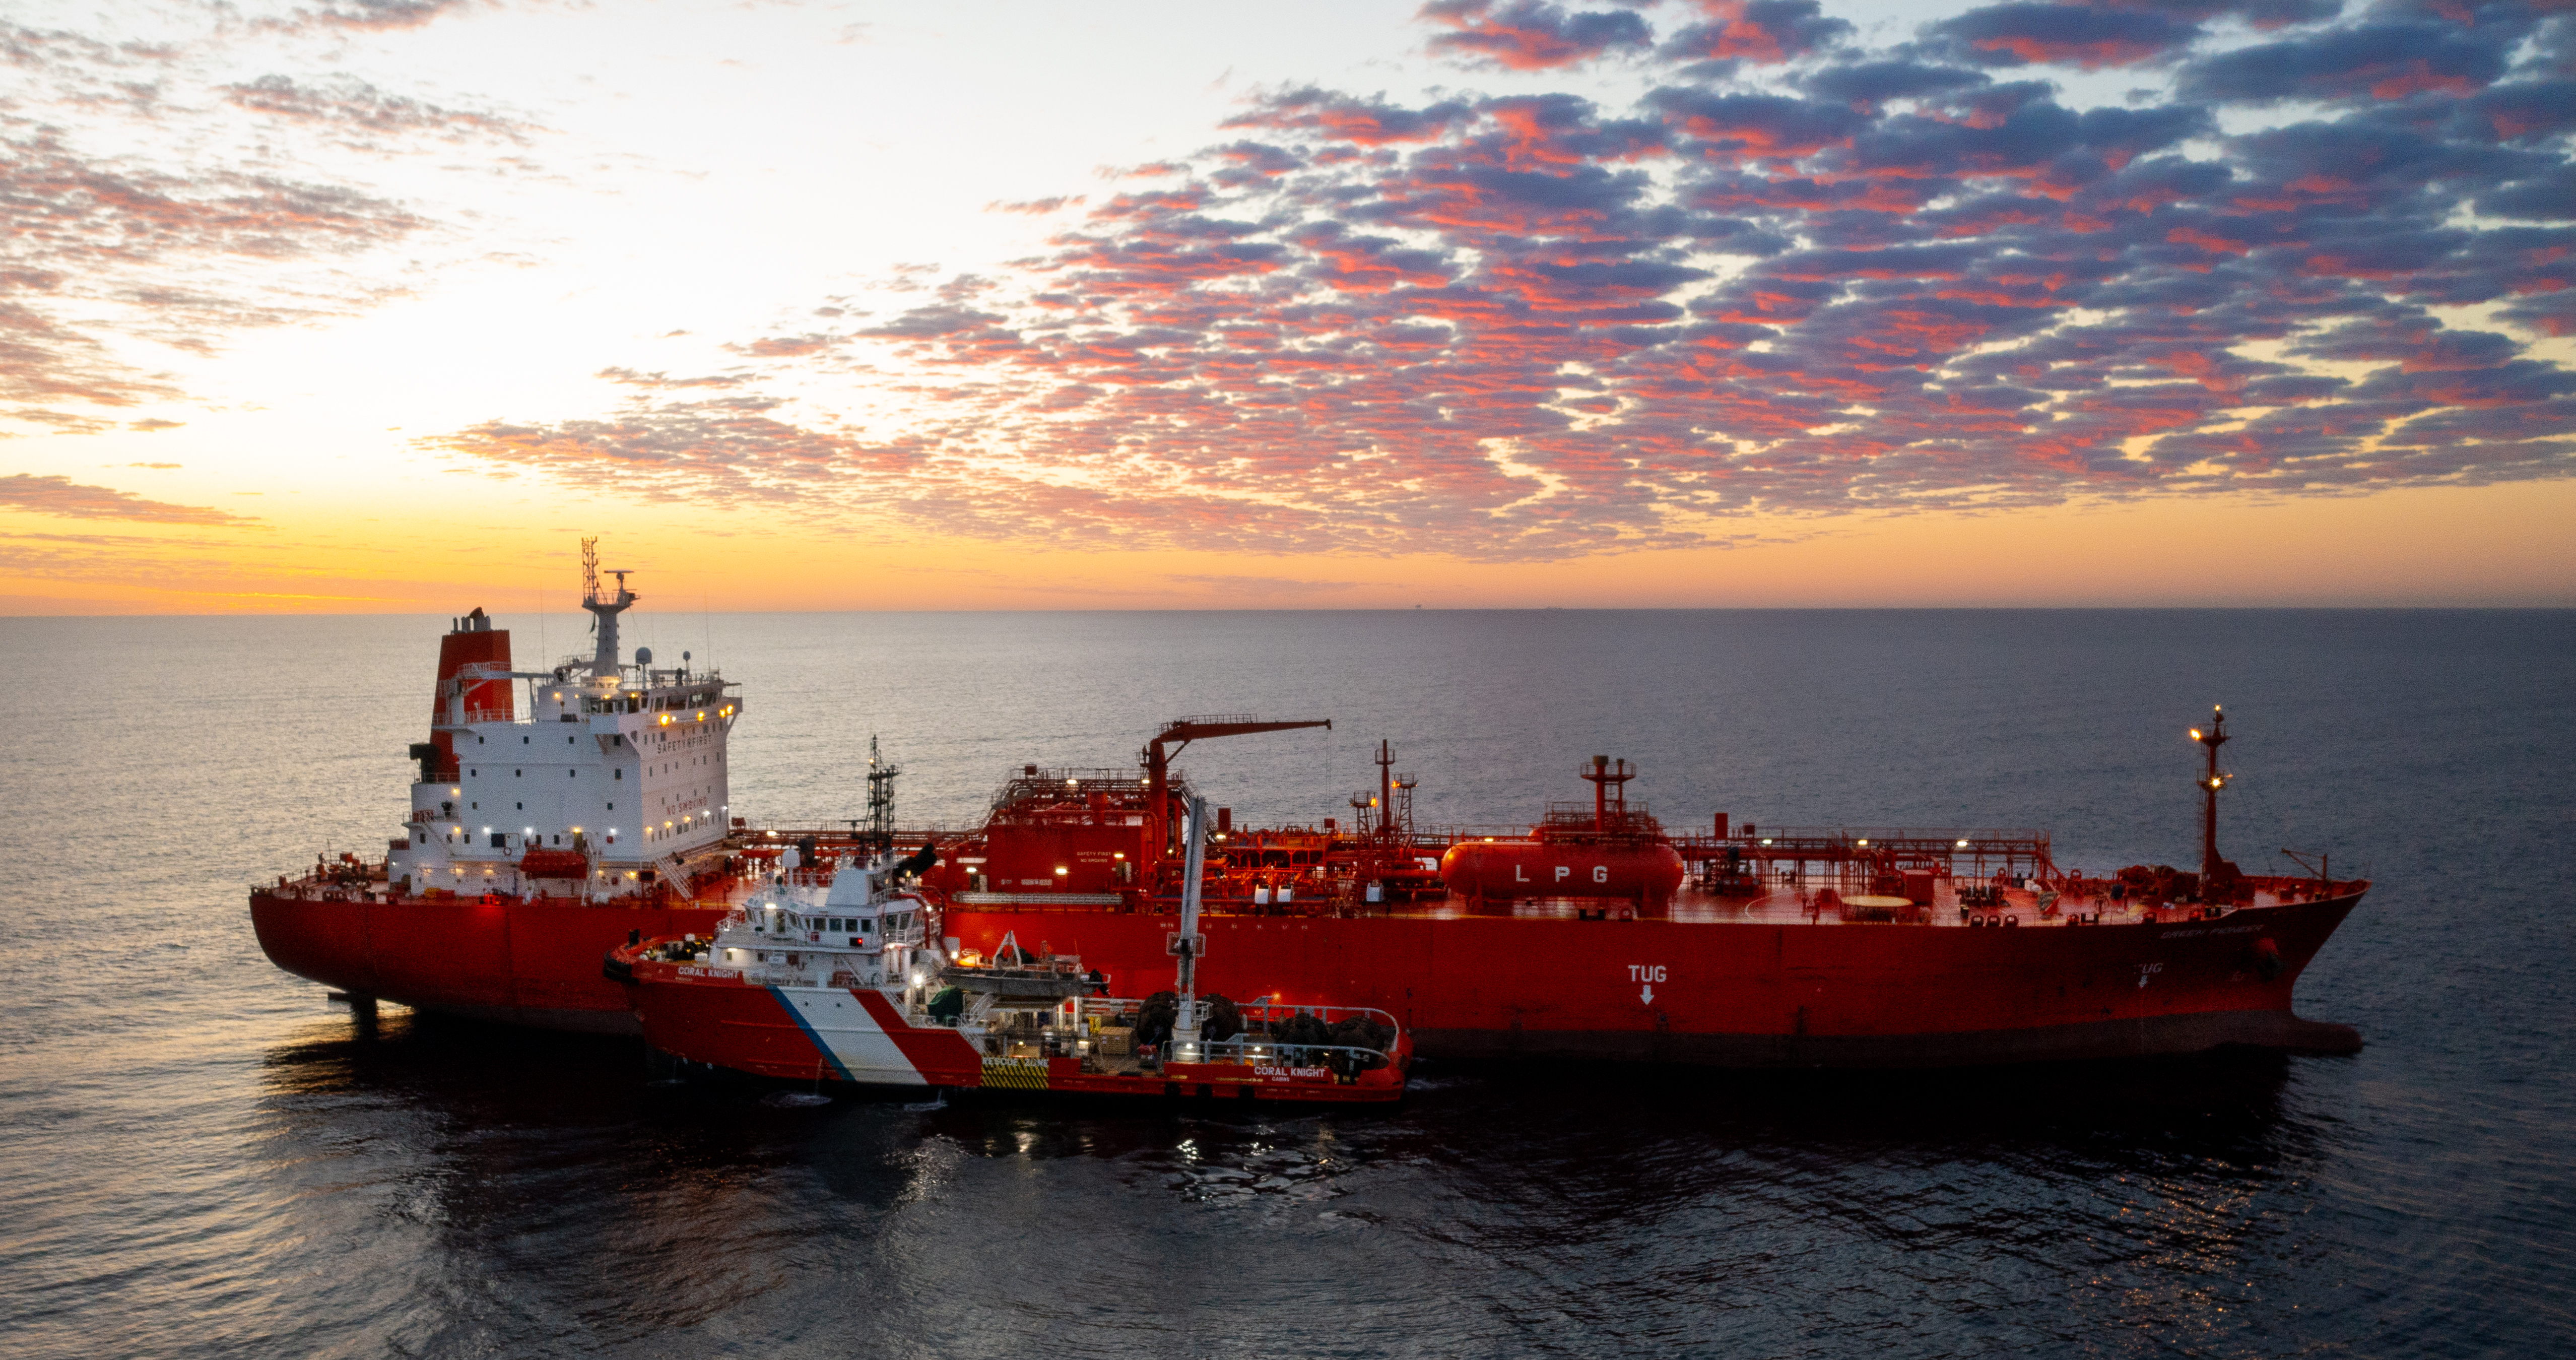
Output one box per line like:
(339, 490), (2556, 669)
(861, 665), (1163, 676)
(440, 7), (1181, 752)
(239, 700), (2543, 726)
(5, 1), (2571, 611)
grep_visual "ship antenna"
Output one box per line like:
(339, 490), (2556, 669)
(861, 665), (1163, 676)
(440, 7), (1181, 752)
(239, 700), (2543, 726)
(864, 734), (899, 861)
(578, 536), (638, 679)
(2192, 706), (2231, 884)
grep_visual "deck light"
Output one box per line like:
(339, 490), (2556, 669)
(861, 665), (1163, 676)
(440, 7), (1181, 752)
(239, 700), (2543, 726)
(2190, 729), (2202, 741)
(1858, 838), (1870, 847)
(1055, 866), (1069, 875)
(1957, 839), (1969, 848)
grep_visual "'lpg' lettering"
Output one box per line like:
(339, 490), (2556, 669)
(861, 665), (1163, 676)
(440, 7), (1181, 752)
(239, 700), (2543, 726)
(1554, 865), (1571, 881)
(1593, 865), (1609, 883)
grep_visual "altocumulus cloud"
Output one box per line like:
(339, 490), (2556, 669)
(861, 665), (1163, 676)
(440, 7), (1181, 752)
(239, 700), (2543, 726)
(0, 473), (260, 525)
(0, 9), (530, 434)
(439, 0), (2576, 561)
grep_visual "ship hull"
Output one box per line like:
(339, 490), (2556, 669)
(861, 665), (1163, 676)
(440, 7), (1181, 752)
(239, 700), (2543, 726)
(249, 891), (728, 1034)
(254, 887), (2362, 1066)
(938, 893), (2363, 1068)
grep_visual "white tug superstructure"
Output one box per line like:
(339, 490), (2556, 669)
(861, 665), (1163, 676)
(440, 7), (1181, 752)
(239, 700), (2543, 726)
(387, 539), (741, 901)
(683, 858), (934, 993)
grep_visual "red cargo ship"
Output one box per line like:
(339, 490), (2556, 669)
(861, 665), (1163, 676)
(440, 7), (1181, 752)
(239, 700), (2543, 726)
(920, 713), (2364, 1066)
(252, 569), (2364, 1064)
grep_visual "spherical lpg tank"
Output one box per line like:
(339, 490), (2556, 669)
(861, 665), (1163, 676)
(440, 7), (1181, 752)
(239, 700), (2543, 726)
(1439, 840), (1685, 905)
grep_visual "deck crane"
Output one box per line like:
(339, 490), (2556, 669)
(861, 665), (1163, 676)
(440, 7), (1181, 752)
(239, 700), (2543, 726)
(1141, 715), (1331, 864)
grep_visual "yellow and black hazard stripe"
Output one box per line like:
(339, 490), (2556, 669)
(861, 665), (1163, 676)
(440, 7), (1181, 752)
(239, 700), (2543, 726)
(980, 1058), (1049, 1090)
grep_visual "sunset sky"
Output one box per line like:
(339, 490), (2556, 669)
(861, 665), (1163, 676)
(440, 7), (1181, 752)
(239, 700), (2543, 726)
(4, 0), (2571, 611)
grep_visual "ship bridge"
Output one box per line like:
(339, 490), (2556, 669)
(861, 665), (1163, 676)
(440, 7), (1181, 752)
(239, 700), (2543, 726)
(387, 560), (744, 902)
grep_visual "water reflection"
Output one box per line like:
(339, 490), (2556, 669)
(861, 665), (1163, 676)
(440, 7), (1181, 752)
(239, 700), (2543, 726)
(251, 1012), (2336, 1357)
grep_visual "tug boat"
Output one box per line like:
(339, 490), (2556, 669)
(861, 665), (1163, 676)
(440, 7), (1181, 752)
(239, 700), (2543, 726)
(612, 797), (1411, 1103)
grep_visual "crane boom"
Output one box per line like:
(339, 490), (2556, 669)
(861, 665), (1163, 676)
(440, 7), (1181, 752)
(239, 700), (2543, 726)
(1139, 714), (1331, 863)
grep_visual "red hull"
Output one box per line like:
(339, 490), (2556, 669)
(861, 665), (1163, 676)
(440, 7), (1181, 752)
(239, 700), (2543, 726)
(252, 889), (2362, 1065)
(936, 894), (2363, 1067)
(249, 891), (727, 1033)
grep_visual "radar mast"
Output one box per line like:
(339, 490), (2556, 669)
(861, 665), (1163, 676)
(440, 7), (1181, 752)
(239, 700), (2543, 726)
(580, 537), (637, 678)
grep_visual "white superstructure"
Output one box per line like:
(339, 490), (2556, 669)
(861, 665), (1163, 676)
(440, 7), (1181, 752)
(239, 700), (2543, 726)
(387, 542), (742, 899)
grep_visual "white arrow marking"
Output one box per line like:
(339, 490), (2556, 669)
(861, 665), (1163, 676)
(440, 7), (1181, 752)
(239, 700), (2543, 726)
(1640, 983), (1654, 1005)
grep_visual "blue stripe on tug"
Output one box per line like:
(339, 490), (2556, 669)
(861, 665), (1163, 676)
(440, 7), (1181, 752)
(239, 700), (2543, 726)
(767, 987), (856, 1083)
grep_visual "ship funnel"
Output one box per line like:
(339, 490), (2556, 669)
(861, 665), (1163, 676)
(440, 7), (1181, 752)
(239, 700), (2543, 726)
(579, 536), (637, 678)
(421, 608), (512, 782)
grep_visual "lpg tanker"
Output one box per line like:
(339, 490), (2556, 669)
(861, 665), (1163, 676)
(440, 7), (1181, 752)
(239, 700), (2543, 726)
(250, 564), (2365, 1065)
(916, 713), (2363, 1066)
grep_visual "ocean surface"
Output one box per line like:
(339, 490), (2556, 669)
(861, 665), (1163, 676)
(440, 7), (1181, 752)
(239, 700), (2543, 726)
(1, 609), (2569, 1358)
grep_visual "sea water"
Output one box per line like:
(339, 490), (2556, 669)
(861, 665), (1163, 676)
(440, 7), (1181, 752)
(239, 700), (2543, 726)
(1, 609), (2568, 1356)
